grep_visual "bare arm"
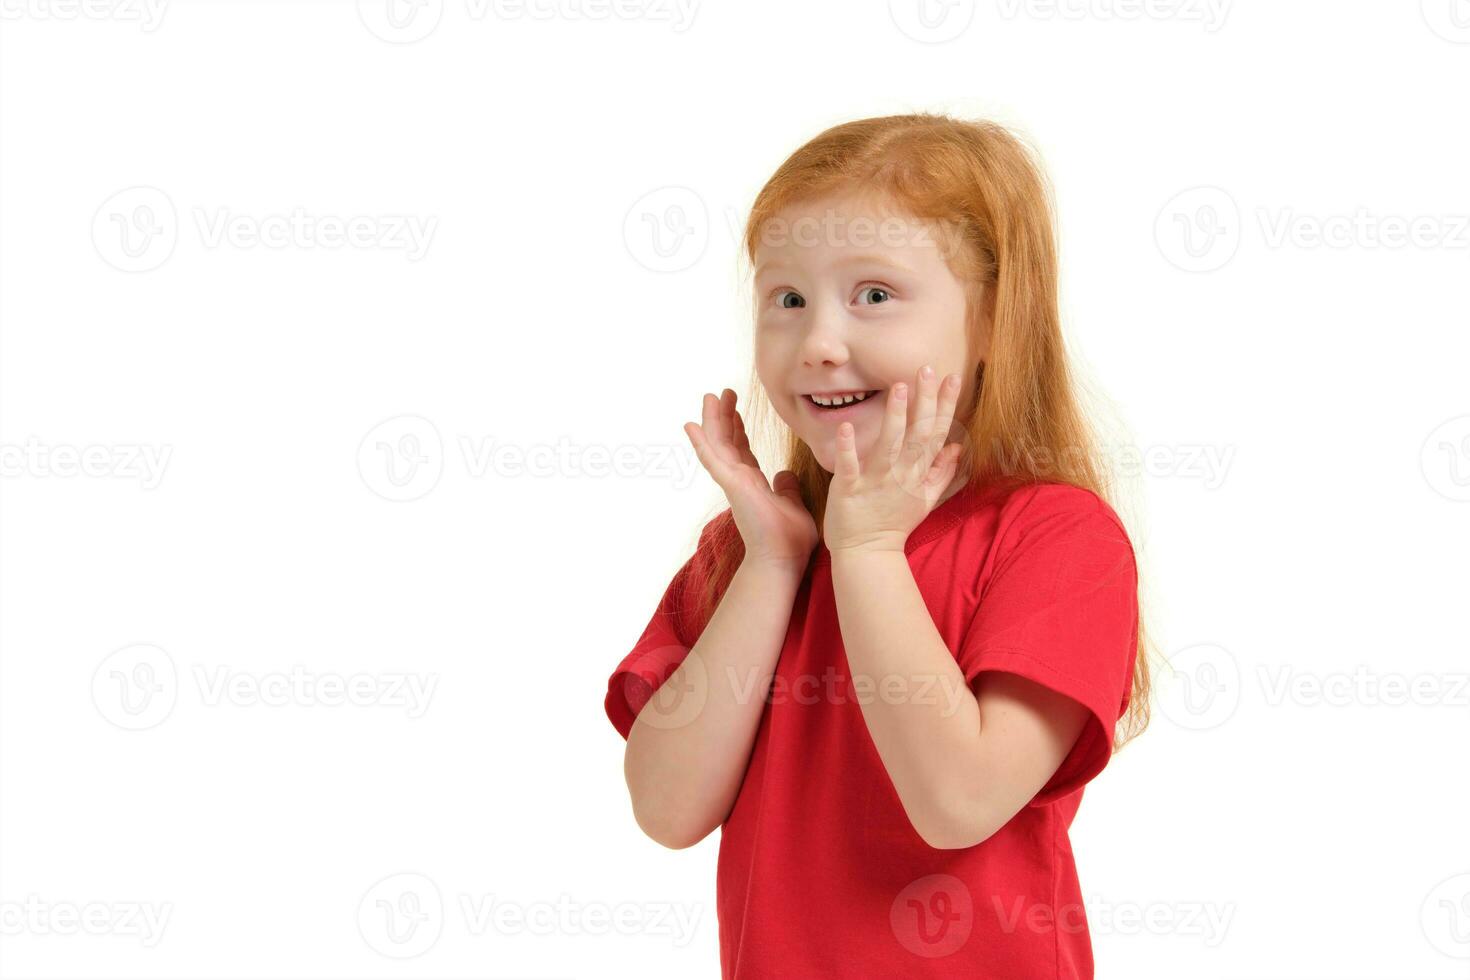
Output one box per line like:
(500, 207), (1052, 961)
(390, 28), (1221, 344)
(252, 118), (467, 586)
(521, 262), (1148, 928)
(622, 556), (806, 849)
(829, 549), (1089, 849)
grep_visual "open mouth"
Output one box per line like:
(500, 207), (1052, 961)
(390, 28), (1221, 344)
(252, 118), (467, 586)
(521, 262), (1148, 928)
(803, 389), (882, 410)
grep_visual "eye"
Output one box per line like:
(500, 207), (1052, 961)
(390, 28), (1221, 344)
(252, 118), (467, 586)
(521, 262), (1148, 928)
(774, 289), (805, 309)
(856, 285), (892, 305)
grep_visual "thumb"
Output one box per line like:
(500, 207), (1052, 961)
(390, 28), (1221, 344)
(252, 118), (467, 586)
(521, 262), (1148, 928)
(771, 469), (803, 502)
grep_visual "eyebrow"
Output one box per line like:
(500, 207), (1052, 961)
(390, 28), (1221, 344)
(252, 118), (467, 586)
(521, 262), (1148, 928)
(754, 253), (915, 278)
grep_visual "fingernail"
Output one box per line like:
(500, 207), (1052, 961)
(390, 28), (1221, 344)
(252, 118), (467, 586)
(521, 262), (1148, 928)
(921, 365), (934, 380)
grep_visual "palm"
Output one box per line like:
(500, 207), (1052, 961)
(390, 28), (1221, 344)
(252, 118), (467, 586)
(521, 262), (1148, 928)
(685, 390), (818, 568)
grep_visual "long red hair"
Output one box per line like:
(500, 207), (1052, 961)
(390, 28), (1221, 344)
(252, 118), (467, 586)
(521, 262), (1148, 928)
(686, 112), (1151, 748)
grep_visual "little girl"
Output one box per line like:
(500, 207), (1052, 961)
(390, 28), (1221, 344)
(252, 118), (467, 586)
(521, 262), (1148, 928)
(605, 113), (1150, 979)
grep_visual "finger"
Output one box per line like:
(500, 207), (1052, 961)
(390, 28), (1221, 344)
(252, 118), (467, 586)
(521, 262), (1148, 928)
(703, 392), (732, 464)
(731, 402), (760, 468)
(923, 443), (960, 500)
(907, 365), (940, 468)
(684, 421), (716, 476)
(720, 388), (735, 437)
(935, 442), (962, 483)
(878, 381), (909, 472)
(834, 422), (861, 481)
(722, 389), (758, 470)
(929, 373), (963, 459)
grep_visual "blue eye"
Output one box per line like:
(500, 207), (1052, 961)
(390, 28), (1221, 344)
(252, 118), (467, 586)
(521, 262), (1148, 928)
(775, 290), (805, 309)
(857, 285), (891, 305)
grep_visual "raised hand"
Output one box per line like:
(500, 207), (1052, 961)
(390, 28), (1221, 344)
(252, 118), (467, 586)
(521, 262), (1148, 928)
(684, 388), (819, 573)
(822, 364), (965, 556)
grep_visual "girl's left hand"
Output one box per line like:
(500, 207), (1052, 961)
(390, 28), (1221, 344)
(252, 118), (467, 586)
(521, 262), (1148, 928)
(823, 364), (965, 556)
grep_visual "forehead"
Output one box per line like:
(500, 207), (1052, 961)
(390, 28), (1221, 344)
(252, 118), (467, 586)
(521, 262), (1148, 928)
(752, 189), (949, 278)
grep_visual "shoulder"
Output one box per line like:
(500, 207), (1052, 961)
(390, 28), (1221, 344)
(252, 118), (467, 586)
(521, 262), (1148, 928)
(985, 481), (1135, 563)
(999, 481), (1128, 529)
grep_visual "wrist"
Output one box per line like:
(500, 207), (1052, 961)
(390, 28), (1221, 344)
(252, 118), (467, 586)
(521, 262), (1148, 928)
(826, 537), (908, 560)
(740, 554), (811, 583)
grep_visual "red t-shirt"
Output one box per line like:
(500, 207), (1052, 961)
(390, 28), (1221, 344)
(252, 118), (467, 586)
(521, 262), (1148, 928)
(604, 479), (1139, 979)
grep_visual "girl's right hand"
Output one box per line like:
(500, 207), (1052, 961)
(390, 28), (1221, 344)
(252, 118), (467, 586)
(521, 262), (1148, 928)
(684, 388), (818, 573)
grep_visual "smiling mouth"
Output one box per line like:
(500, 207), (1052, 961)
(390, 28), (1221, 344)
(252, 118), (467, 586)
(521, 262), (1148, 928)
(802, 389), (882, 410)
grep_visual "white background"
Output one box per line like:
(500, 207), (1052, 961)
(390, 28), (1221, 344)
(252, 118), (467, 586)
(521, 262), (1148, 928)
(2, 1), (1468, 978)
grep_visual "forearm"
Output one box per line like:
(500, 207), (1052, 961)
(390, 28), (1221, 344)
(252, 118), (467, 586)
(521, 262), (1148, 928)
(624, 557), (806, 848)
(828, 549), (986, 849)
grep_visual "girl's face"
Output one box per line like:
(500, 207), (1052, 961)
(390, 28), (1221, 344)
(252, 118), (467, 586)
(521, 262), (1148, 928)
(753, 189), (988, 475)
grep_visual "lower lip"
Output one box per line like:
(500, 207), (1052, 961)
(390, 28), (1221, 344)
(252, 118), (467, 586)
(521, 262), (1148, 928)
(800, 391), (882, 422)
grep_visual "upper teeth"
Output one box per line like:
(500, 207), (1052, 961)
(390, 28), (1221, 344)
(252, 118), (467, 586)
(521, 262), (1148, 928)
(809, 391), (873, 407)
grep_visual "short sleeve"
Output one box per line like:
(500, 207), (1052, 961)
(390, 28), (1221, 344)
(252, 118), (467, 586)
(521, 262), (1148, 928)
(956, 484), (1139, 808)
(603, 512), (730, 741)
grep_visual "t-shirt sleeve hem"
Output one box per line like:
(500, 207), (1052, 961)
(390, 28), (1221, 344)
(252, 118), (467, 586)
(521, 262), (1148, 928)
(604, 643), (692, 741)
(961, 646), (1117, 808)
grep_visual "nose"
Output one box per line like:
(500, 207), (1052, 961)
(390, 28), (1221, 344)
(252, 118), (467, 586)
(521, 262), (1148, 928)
(796, 301), (851, 369)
